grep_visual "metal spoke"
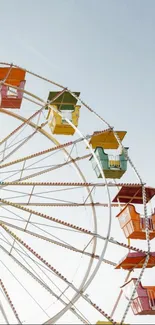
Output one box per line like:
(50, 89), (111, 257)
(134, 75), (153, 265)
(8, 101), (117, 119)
(1, 224), (117, 324)
(0, 245), (90, 324)
(0, 219), (116, 266)
(0, 87), (67, 150)
(0, 279), (22, 324)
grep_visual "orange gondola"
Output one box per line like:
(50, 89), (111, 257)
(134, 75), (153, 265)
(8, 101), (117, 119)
(116, 204), (155, 239)
(0, 67), (26, 109)
(115, 252), (155, 270)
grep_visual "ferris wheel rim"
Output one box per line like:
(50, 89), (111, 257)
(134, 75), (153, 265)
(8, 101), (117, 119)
(0, 62), (152, 325)
(0, 65), (114, 324)
(0, 107), (101, 323)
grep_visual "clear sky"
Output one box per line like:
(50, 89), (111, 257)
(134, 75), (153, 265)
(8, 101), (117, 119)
(0, 0), (155, 324)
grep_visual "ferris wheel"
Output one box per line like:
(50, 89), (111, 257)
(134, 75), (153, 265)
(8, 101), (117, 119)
(0, 62), (154, 325)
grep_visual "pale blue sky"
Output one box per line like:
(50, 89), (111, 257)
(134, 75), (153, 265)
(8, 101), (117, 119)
(0, 0), (155, 324)
(1, 0), (154, 182)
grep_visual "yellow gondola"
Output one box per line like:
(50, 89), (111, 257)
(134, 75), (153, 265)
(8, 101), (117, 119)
(46, 91), (81, 135)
